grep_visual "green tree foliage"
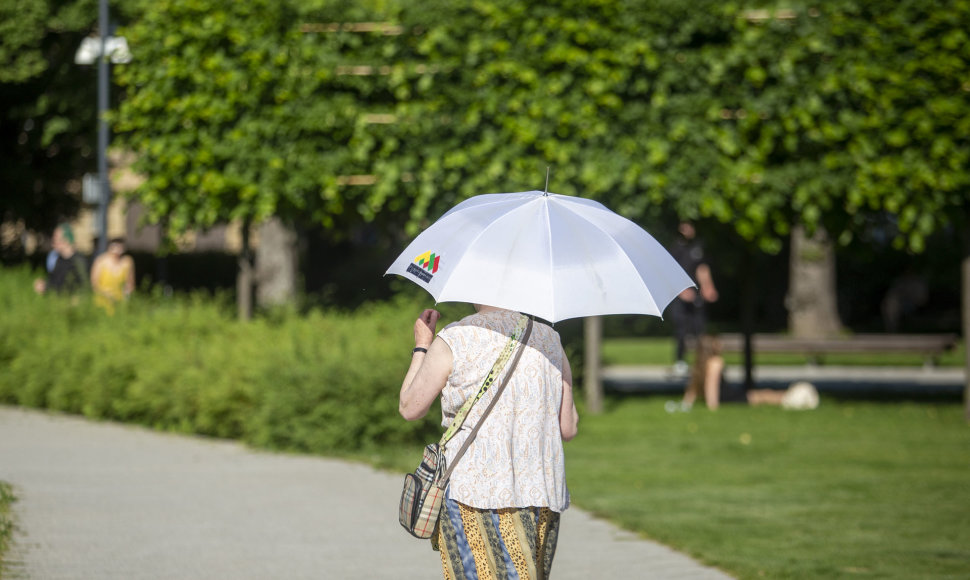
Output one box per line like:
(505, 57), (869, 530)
(115, 0), (418, 239)
(0, 0), (50, 84)
(0, 0), (149, 239)
(389, 0), (968, 249)
(7, 0), (966, 253)
(0, 0), (96, 235)
(115, 0), (968, 249)
(692, 1), (970, 252)
(115, 0), (297, 235)
(388, 0), (686, 228)
(117, 0), (719, 239)
(834, 1), (970, 252)
(273, 0), (414, 232)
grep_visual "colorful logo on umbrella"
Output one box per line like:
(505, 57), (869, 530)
(406, 251), (439, 283)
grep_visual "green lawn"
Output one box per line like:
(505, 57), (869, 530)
(369, 397), (970, 580)
(602, 337), (967, 367)
(566, 397), (970, 579)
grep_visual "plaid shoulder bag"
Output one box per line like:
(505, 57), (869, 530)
(398, 314), (534, 541)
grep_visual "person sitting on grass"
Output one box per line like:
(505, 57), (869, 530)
(667, 334), (819, 412)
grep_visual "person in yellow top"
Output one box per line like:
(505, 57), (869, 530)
(90, 238), (135, 314)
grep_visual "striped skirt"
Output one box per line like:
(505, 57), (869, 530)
(436, 493), (561, 580)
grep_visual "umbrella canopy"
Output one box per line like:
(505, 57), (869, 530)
(385, 190), (694, 323)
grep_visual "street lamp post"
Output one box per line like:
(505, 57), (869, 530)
(97, 0), (109, 256)
(75, 0), (130, 256)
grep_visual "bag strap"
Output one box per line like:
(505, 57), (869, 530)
(439, 314), (534, 484)
(438, 313), (531, 446)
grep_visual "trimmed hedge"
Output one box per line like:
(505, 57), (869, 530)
(0, 265), (453, 453)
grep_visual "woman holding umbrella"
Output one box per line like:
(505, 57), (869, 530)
(391, 191), (693, 579)
(400, 304), (578, 579)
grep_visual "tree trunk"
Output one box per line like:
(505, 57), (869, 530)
(584, 316), (603, 414)
(741, 245), (757, 390)
(960, 231), (970, 421)
(788, 224), (842, 338)
(255, 217), (298, 308)
(237, 219), (253, 321)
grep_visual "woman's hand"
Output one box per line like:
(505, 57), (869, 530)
(400, 309), (452, 421)
(414, 309), (440, 349)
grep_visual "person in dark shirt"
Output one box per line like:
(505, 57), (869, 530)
(33, 224), (87, 295)
(668, 221), (718, 376)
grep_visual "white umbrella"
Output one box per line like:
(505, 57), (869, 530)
(385, 190), (694, 323)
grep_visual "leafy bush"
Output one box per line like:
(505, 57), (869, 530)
(0, 265), (450, 453)
(0, 481), (13, 576)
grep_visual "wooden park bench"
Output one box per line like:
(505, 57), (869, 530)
(707, 333), (959, 367)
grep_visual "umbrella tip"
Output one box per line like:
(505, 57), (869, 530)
(544, 166), (550, 195)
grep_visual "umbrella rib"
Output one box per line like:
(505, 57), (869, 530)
(542, 200), (556, 320)
(441, 191), (541, 220)
(563, 203), (665, 316)
(434, 198), (533, 305)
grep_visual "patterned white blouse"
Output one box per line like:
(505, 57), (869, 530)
(437, 309), (570, 512)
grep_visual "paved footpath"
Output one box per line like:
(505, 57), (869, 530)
(0, 406), (732, 579)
